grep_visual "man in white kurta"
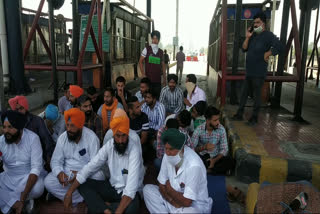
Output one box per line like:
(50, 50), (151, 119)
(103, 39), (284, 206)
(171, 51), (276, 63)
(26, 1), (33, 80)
(143, 128), (212, 214)
(0, 111), (44, 214)
(64, 109), (144, 214)
(44, 108), (105, 204)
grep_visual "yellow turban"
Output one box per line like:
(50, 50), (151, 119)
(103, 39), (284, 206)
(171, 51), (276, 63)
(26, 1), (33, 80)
(110, 109), (129, 136)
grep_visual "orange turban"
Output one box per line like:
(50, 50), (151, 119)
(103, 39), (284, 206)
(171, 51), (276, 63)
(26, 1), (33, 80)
(8, 96), (29, 111)
(64, 108), (85, 129)
(110, 109), (129, 136)
(69, 85), (84, 98)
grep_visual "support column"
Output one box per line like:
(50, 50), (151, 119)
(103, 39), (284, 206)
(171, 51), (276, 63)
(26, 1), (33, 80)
(230, 0), (242, 105)
(294, 0), (312, 121)
(273, 0), (290, 107)
(4, 0), (30, 94)
(48, 0), (58, 103)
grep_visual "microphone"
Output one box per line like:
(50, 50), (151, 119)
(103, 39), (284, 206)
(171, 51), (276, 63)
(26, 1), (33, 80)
(283, 192), (308, 214)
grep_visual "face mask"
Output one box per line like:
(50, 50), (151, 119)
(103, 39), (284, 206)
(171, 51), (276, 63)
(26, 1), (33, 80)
(151, 43), (158, 48)
(253, 25), (263, 34)
(166, 135), (186, 167)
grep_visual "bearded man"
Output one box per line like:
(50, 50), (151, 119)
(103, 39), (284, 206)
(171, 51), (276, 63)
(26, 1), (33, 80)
(77, 95), (103, 145)
(0, 111), (44, 214)
(44, 108), (105, 205)
(64, 109), (144, 214)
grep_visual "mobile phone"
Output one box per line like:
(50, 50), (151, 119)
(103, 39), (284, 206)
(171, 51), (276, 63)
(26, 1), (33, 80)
(249, 24), (254, 33)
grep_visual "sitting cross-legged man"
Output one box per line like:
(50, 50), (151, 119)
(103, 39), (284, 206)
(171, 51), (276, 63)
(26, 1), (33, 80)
(64, 109), (144, 214)
(44, 108), (105, 205)
(143, 128), (213, 213)
(0, 111), (45, 214)
(191, 106), (234, 175)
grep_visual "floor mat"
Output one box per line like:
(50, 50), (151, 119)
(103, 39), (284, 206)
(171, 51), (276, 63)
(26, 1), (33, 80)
(207, 175), (231, 214)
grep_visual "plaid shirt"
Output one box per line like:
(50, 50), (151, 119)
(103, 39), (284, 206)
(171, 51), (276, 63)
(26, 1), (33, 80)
(191, 123), (228, 158)
(85, 112), (104, 145)
(156, 126), (194, 159)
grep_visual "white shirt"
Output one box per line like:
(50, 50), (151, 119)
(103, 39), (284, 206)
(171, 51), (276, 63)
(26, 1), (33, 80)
(50, 127), (105, 181)
(0, 129), (43, 177)
(141, 44), (159, 57)
(135, 91), (144, 103)
(77, 130), (144, 199)
(158, 146), (212, 213)
(186, 86), (207, 111)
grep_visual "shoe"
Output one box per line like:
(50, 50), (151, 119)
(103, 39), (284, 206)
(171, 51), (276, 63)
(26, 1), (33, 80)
(247, 117), (258, 126)
(231, 114), (243, 121)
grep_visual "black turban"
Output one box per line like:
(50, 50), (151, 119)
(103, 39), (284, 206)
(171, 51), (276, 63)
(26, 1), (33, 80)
(1, 110), (27, 130)
(151, 30), (161, 40)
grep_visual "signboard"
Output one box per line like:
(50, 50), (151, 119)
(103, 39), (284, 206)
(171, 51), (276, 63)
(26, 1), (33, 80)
(173, 36), (179, 46)
(79, 15), (109, 52)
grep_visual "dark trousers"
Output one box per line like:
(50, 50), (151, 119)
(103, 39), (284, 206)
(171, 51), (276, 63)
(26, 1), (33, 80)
(78, 179), (140, 214)
(151, 83), (162, 100)
(199, 154), (234, 175)
(237, 77), (265, 118)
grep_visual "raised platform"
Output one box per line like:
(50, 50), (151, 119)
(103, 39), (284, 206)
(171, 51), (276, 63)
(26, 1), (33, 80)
(222, 105), (320, 191)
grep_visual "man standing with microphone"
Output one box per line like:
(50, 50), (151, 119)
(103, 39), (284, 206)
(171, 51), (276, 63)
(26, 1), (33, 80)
(233, 12), (283, 125)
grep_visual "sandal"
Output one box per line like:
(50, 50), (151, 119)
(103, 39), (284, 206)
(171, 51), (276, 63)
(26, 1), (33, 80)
(226, 187), (246, 206)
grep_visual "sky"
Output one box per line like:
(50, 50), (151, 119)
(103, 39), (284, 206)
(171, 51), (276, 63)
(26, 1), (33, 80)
(21, 0), (318, 52)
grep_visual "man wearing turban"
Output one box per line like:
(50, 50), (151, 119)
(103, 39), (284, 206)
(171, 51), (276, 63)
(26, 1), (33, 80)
(64, 109), (143, 214)
(68, 85), (84, 108)
(8, 96), (55, 166)
(139, 30), (166, 96)
(44, 108), (105, 205)
(0, 111), (45, 214)
(39, 104), (66, 143)
(143, 128), (213, 213)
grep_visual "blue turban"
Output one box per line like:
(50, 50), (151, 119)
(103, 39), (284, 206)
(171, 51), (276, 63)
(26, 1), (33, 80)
(45, 104), (59, 121)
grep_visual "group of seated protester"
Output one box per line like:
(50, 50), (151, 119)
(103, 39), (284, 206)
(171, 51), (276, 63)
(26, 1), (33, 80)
(0, 74), (235, 214)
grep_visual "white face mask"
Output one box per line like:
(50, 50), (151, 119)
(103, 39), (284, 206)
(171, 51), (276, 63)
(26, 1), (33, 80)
(253, 25), (263, 34)
(166, 150), (183, 166)
(151, 43), (158, 48)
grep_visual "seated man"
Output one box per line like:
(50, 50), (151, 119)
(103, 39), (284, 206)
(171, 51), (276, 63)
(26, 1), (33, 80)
(141, 89), (166, 139)
(98, 87), (124, 134)
(191, 101), (207, 131)
(177, 110), (193, 140)
(0, 111), (44, 214)
(77, 95), (104, 145)
(39, 104), (66, 143)
(68, 85), (84, 108)
(58, 83), (71, 114)
(87, 86), (104, 113)
(135, 77), (150, 104)
(127, 96), (149, 145)
(184, 74), (206, 111)
(9, 96), (55, 166)
(44, 108), (105, 205)
(143, 128), (212, 213)
(64, 109), (144, 214)
(155, 118), (179, 171)
(114, 76), (131, 112)
(160, 74), (184, 115)
(191, 106), (233, 175)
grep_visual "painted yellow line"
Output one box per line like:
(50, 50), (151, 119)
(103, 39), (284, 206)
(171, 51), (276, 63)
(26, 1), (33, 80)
(259, 156), (288, 183)
(246, 183), (260, 214)
(312, 163), (320, 190)
(232, 121), (268, 156)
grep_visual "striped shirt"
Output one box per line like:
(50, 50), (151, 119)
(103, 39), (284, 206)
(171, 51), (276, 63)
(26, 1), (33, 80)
(191, 123), (228, 158)
(141, 101), (166, 130)
(159, 86), (184, 114)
